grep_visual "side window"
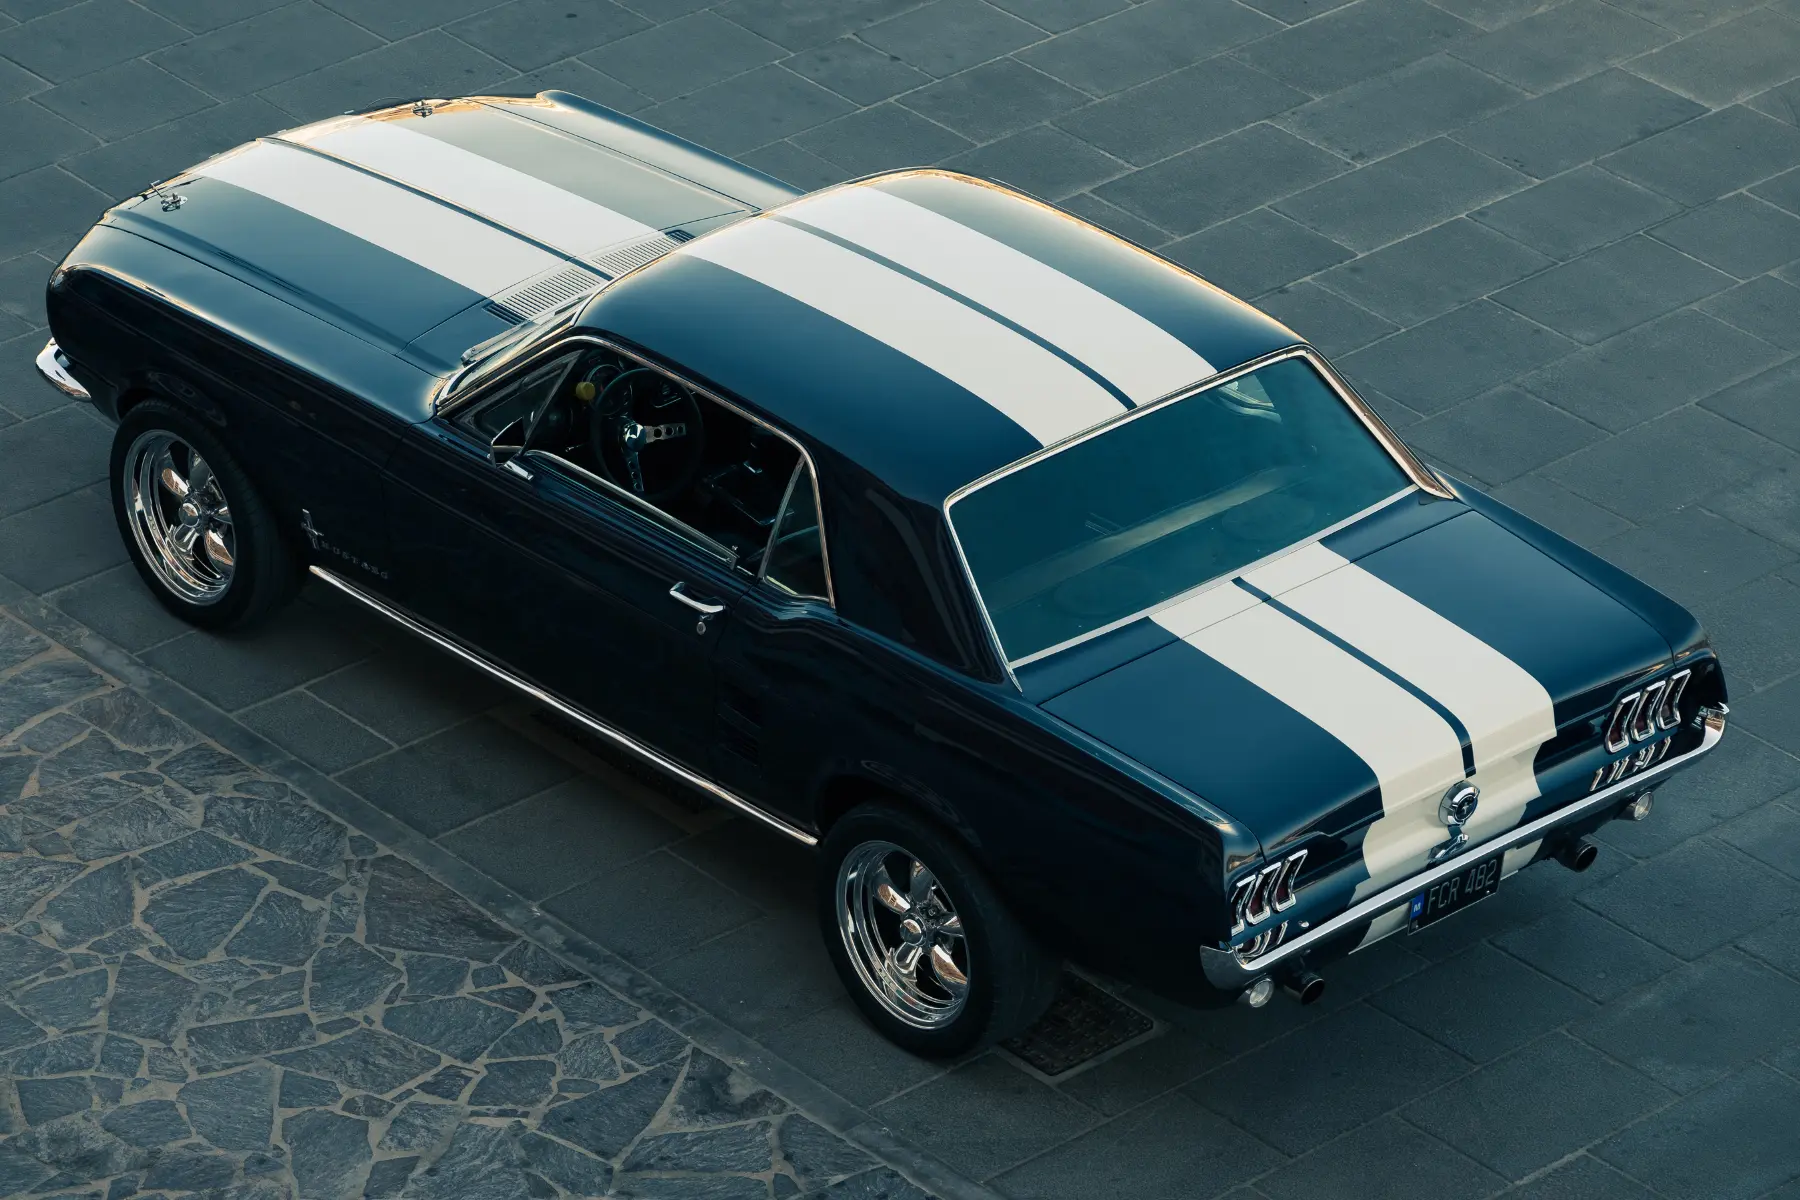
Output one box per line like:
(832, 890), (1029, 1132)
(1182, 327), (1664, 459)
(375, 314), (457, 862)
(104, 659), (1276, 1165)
(463, 352), (580, 443)
(761, 464), (829, 601)
(454, 341), (823, 577)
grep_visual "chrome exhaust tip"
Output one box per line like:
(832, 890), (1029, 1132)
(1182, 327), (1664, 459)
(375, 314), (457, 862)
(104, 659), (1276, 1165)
(1556, 837), (1599, 873)
(1281, 969), (1326, 1006)
(1238, 977), (1275, 1008)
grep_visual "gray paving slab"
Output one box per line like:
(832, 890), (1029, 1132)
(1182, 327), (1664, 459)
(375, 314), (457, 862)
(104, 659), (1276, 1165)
(1274, 53), (1522, 165)
(1602, 104), (1800, 206)
(1627, 8), (1800, 109)
(1454, 68), (1705, 180)
(1448, 0), (1673, 92)
(1232, 0), (1474, 98)
(1469, 165), (1682, 260)
(1314, 217), (1551, 326)
(1272, 136), (1529, 252)
(1517, 310), (1786, 431)
(1093, 123), (1347, 237)
(1596, 1065), (1800, 1200)
(1014, 0), (1279, 97)
(900, 57), (1087, 142)
(1596, 507), (1796, 608)
(1161, 207), (1354, 301)
(1403, 1031), (1672, 1181)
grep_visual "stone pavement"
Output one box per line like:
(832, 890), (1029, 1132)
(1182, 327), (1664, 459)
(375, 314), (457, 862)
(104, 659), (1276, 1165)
(2, 0), (1800, 1198)
(0, 606), (922, 1200)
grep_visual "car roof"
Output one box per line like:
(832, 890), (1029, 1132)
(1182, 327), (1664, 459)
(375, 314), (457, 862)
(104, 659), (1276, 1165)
(582, 170), (1303, 507)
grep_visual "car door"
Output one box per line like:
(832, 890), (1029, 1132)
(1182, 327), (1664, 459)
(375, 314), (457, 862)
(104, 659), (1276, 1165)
(711, 462), (843, 819)
(382, 350), (748, 770)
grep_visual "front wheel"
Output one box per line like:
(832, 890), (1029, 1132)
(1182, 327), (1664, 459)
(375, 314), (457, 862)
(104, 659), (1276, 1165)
(110, 400), (297, 631)
(818, 804), (1060, 1057)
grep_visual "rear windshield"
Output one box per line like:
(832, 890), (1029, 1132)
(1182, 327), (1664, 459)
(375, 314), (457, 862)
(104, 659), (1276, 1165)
(948, 356), (1411, 663)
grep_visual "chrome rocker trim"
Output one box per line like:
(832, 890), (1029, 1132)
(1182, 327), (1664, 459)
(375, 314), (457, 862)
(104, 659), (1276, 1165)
(36, 339), (91, 401)
(308, 566), (819, 847)
(1199, 706), (1728, 990)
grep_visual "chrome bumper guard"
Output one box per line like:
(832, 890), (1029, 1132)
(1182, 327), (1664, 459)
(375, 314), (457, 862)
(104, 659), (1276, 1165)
(1200, 706), (1728, 989)
(35, 339), (90, 401)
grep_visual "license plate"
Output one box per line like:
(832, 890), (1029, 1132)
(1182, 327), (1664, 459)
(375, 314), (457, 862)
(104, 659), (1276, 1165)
(1408, 851), (1503, 931)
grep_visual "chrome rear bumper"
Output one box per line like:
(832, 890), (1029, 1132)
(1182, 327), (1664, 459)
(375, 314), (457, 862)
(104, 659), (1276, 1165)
(35, 339), (90, 401)
(1199, 706), (1727, 989)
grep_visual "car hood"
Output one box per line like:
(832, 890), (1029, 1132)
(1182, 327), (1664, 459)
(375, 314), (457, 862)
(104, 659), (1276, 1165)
(104, 95), (754, 371)
(1039, 493), (1675, 895)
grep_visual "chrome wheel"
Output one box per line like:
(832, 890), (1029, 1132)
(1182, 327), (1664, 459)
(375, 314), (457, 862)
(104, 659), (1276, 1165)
(123, 430), (236, 605)
(837, 841), (971, 1030)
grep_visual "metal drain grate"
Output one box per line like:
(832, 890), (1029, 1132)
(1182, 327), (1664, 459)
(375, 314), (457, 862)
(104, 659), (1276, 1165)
(1003, 973), (1154, 1076)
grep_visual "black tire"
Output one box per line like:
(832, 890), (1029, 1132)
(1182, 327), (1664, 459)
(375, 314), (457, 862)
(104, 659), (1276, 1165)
(110, 399), (298, 631)
(818, 803), (1061, 1058)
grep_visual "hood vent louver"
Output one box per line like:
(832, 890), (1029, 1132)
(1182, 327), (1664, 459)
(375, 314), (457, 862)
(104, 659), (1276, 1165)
(484, 231), (688, 326)
(486, 262), (606, 325)
(584, 231), (685, 280)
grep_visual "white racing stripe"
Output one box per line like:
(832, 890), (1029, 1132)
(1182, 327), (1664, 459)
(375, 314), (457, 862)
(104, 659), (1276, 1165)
(288, 119), (657, 257)
(1277, 549), (1557, 899)
(1150, 581), (1259, 640)
(1184, 604), (1466, 878)
(785, 186), (1214, 405)
(1240, 541), (1346, 598)
(685, 218), (1126, 446)
(200, 141), (564, 296)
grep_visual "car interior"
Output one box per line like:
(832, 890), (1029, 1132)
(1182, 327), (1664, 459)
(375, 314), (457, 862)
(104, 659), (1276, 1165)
(458, 343), (828, 599)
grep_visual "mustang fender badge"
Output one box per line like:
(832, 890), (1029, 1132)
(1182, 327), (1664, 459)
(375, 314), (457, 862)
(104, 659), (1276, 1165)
(301, 509), (390, 580)
(1430, 781), (1480, 864)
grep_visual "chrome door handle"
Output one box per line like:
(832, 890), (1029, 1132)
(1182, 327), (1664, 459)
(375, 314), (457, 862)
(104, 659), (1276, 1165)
(668, 583), (725, 616)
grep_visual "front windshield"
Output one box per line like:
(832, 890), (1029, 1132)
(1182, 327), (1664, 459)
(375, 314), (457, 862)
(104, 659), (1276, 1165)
(949, 356), (1411, 663)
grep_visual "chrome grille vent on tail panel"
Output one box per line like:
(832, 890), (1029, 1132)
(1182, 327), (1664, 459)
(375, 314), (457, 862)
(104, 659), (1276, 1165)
(1603, 668), (1690, 753)
(485, 262), (607, 324)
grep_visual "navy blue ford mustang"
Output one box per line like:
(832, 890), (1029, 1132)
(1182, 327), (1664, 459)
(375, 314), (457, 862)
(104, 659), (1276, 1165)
(39, 92), (1727, 1056)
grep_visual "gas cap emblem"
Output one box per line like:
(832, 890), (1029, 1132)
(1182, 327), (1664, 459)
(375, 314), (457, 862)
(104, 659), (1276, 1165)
(1438, 781), (1480, 827)
(1430, 781), (1480, 865)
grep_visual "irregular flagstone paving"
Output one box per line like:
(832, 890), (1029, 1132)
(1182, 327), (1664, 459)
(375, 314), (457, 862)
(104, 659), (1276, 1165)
(0, 611), (927, 1200)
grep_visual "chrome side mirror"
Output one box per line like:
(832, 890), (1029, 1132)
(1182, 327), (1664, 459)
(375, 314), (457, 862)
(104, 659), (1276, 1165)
(489, 416), (527, 465)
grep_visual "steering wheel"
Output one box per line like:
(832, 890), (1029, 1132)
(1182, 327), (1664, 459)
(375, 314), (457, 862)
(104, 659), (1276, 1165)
(587, 367), (706, 505)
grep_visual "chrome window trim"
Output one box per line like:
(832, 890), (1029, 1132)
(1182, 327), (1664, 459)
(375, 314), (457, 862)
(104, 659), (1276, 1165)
(942, 344), (1445, 674)
(1198, 706), (1728, 989)
(759, 459), (803, 583)
(756, 459), (833, 604)
(439, 332), (835, 608)
(309, 565), (818, 846)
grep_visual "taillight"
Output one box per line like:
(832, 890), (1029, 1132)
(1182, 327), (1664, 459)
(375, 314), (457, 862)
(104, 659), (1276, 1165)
(1230, 850), (1307, 936)
(1630, 679), (1665, 742)
(1271, 849), (1306, 911)
(1605, 668), (1693, 753)
(1604, 691), (1641, 753)
(1657, 669), (1690, 731)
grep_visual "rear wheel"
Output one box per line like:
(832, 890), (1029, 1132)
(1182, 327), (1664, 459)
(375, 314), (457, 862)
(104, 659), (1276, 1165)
(111, 400), (297, 630)
(818, 803), (1060, 1057)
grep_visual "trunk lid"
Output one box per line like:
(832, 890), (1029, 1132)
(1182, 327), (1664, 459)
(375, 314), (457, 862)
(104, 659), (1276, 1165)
(1041, 502), (1673, 897)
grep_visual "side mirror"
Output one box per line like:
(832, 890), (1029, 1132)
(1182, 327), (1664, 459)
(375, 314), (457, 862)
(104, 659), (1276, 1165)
(489, 416), (527, 464)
